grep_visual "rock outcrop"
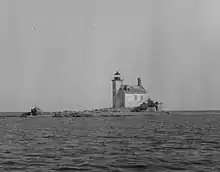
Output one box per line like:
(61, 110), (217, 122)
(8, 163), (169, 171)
(20, 112), (32, 118)
(51, 108), (123, 117)
(131, 98), (162, 112)
(20, 107), (45, 117)
(131, 102), (148, 112)
(31, 107), (44, 116)
(20, 105), (170, 118)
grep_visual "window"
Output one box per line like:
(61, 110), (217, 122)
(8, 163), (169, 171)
(134, 95), (137, 100)
(140, 95), (144, 101)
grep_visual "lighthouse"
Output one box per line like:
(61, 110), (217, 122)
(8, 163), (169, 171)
(112, 70), (123, 108)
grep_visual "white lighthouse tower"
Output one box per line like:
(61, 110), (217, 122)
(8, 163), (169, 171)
(112, 70), (123, 108)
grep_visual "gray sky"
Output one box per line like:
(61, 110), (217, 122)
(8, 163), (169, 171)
(0, 0), (220, 111)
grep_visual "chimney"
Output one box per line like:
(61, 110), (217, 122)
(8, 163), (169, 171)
(137, 77), (141, 86)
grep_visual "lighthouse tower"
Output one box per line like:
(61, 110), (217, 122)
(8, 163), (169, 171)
(112, 70), (123, 108)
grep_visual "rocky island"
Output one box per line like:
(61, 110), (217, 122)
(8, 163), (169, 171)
(20, 71), (170, 118)
(20, 98), (169, 118)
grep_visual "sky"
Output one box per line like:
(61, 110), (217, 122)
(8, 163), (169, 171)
(0, 0), (220, 112)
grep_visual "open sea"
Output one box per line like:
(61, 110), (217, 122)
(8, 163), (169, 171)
(1, 111), (220, 172)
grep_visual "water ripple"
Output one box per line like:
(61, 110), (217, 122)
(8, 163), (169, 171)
(1, 113), (220, 171)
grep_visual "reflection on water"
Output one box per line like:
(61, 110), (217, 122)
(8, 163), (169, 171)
(0, 112), (220, 171)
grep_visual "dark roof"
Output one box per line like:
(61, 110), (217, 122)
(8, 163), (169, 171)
(114, 71), (120, 75)
(121, 84), (147, 94)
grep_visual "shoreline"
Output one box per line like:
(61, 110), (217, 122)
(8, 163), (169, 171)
(19, 107), (171, 118)
(2, 110), (220, 118)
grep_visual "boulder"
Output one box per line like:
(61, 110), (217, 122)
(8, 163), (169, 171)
(20, 106), (44, 117)
(139, 102), (148, 111)
(52, 111), (63, 117)
(20, 112), (31, 118)
(131, 106), (142, 112)
(31, 107), (44, 116)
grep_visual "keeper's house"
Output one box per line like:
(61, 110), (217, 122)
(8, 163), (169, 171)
(112, 70), (147, 108)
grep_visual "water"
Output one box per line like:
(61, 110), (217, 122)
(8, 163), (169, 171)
(1, 112), (220, 171)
